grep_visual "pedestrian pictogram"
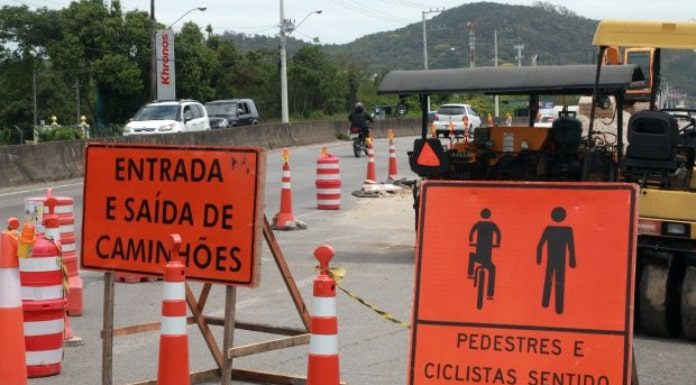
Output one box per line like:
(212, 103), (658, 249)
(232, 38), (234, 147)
(537, 207), (577, 315)
(410, 181), (638, 385)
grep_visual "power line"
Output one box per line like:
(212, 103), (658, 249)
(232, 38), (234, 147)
(344, 0), (412, 23)
(328, 0), (410, 25)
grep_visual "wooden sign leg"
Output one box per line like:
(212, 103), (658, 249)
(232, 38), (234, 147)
(263, 216), (311, 330)
(221, 286), (237, 385)
(102, 272), (115, 385)
(185, 283), (223, 368)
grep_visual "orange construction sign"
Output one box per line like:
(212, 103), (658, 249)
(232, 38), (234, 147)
(410, 181), (637, 385)
(81, 143), (265, 286)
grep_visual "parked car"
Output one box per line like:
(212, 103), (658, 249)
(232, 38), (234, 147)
(205, 99), (259, 129)
(432, 103), (482, 138)
(123, 100), (210, 136)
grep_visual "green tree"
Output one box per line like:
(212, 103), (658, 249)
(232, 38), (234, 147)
(175, 22), (216, 102)
(288, 45), (345, 118)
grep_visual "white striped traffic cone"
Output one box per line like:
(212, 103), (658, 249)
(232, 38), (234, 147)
(0, 226), (28, 385)
(365, 138), (377, 183)
(156, 234), (190, 385)
(307, 245), (339, 385)
(387, 129), (399, 180)
(274, 148), (296, 228)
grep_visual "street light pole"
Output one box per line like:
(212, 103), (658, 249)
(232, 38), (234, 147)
(279, 5), (321, 124)
(150, 0), (156, 101)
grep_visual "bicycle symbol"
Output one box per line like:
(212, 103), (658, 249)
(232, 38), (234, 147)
(468, 208), (500, 310)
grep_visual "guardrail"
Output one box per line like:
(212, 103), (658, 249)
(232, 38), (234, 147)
(0, 118), (420, 188)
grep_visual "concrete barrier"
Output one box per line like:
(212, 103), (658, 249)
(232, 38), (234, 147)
(0, 118), (421, 188)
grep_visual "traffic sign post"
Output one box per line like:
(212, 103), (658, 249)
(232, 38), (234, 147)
(83, 144), (313, 385)
(410, 181), (638, 385)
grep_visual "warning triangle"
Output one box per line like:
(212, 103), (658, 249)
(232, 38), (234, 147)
(417, 142), (441, 167)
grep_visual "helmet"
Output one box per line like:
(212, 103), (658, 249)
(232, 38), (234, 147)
(355, 102), (364, 112)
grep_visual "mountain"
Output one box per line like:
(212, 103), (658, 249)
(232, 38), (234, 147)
(226, 2), (696, 97)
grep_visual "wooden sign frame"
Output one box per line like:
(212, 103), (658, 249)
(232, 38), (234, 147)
(101, 217), (312, 385)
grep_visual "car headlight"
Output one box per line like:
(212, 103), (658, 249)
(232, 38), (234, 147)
(219, 119), (229, 128)
(158, 123), (175, 132)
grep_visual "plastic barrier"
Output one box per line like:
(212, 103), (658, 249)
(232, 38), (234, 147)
(365, 138), (377, 183)
(20, 199), (66, 378)
(0, 224), (29, 385)
(316, 147), (341, 210)
(307, 245), (340, 385)
(25, 189), (83, 315)
(156, 235), (190, 385)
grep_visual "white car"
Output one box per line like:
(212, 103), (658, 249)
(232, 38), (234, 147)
(433, 103), (482, 138)
(123, 100), (211, 136)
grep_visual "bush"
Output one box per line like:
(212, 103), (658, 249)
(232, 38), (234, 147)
(36, 127), (83, 142)
(0, 127), (23, 145)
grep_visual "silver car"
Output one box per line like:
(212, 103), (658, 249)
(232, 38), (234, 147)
(433, 103), (482, 138)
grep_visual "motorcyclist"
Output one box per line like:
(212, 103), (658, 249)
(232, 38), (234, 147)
(348, 102), (374, 143)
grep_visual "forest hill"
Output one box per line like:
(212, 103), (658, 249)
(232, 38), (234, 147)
(114, 157), (224, 183)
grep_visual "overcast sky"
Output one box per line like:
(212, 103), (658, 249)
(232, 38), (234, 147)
(2, 0), (695, 44)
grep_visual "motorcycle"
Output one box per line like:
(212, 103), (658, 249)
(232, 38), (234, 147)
(350, 127), (369, 158)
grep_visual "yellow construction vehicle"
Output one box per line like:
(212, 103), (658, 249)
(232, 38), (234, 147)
(589, 19), (696, 339)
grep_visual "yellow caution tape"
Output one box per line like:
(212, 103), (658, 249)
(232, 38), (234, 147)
(47, 236), (70, 295)
(317, 266), (411, 329)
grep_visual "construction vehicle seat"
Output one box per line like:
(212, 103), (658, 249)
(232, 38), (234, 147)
(550, 115), (582, 155)
(624, 111), (679, 171)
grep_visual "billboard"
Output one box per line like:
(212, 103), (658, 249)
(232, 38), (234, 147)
(156, 29), (175, 101)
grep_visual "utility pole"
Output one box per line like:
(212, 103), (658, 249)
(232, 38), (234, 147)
(494, 30), (499, 118)
(75, 79), (80, 126)
(467, 22), (477, 68)
(32, 64), (37, 127)
(150, 0), (156, 101)
(279, 0), (289, 124)
(514, 44), (524, 67)
(422, 8), (443, 111)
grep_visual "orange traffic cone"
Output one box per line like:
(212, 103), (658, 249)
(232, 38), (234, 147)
(365, 138), (377, 183)
(307, 245), (340, 385)
(274, 148), (296, 229)
(387, 129), (399, 180)
(0, 228), (28, 385)
(156, 234), (190, 385)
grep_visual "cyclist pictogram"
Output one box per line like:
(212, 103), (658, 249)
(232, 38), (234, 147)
(536, 206), (577, 315)
(467, 208), (501, 310)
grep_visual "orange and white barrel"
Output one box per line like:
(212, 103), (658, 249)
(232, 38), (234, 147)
(316, 149), (341, 210)
(307, 245), (340, 385)
(20, 221), (65, 378)
(25, 190), (82, 315)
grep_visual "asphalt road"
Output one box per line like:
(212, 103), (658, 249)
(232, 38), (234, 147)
(0, 136), (694, 385)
